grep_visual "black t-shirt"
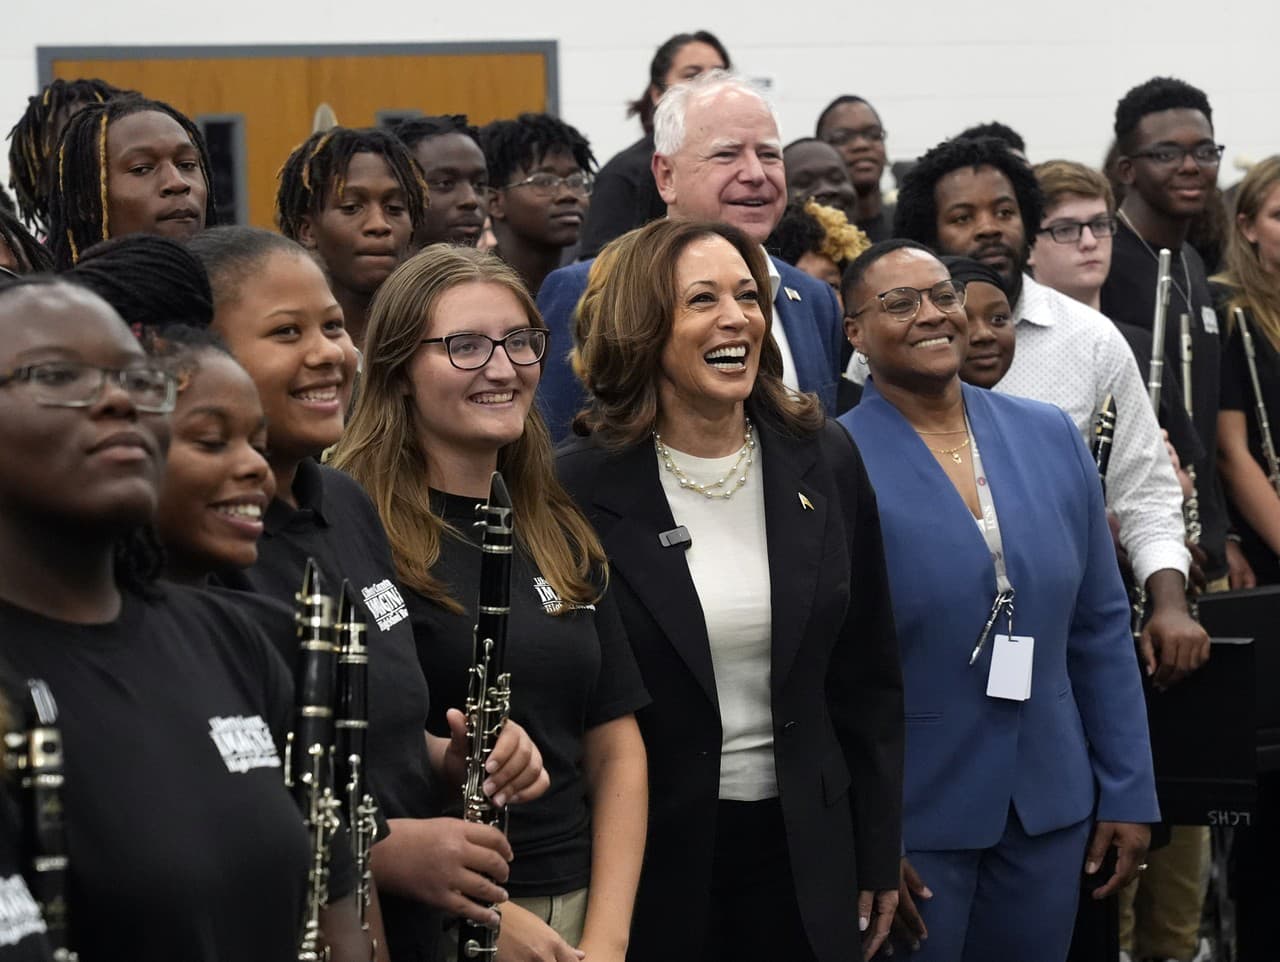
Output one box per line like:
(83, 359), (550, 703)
(409, 492), (649, 898)
(213, 458), (439, 961)
(1114, 321), (1206, 468)
(1101, 223), (1229, 575)
(1217, 296), (1280, 584)
(859, 203), (895, 244)
(0, 787), (54, 962)
(578, 135), (667, 260)
(0, 586), (310, 962)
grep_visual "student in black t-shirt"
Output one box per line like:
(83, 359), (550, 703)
(330, 245), (649, 962)
(0, 276), (314, 961)
(189, 227), (550, 962)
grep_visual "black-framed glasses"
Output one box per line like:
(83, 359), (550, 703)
(821, 125), (887, 147)
(847, 281), (966, 322)
(503, 172), (593, 196)
(1038, 215), (1119, 244)
(0, 361), (178, 413)
(421, 328), (548, 370)
(1127, 143), (1225, 168)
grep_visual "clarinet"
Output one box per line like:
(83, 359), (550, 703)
(1179, 312), (1203, 549)
(334, 581), (379, 941)
(1235, 306), (1280, 497)
(457, 472), (515, 962)
(3, 680), (77, 962)
(1135, 249), (1175, 637)
(1092, 393), (1117, 497)
(286, 559), (342, 962)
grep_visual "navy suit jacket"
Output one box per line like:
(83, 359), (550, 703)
(534, 254), (844, 441)
(839, 381), (1159, 850)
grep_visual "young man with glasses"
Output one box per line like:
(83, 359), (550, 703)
(1099, 74), (1236, 962)
(815, 95), (893, 241)
(478, 113), (596, 296)
(1031, 160), (1120, 311)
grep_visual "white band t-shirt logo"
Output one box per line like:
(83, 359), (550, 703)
(208, 715), (281, 774)
(362, 579), (408, 631)
(532, 576), (595, 614)
(0, 875), (46, 946)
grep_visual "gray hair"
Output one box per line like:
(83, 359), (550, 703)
(652, 69), (779, 156)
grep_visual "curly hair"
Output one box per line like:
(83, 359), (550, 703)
(1114, 77), (1213, 154)
(766, 199), (869, 269)
(893, 136), (1044, 251)
(478, 113), (596, 188)
(955, 121), (1026, 154)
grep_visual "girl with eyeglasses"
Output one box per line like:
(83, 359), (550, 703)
(0, 275), (323, 961)
(330, 245), (649, 962)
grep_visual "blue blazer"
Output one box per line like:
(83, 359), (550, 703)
(839, 381), (1159, 850)
(535, 255), (844, 441)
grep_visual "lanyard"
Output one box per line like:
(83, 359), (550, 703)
(965, 410), (1015, 665)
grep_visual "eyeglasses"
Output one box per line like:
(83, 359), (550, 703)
(0, 361), (178, 413)
(421, 328), (548, 370)
(848, 281), (966, 321)
(1038, 215), (1119, 244)
(821, 125), (887, 147)
(1127, 143), (1225, 168)
(503, 172), (593, 197)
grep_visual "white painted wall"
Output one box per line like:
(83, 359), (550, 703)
(3, 0), (1277, 203)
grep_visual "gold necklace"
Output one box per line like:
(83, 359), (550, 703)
(914, 428), (968, 436)
(654, 419), (755, 500)
(928, 436), (971, 464)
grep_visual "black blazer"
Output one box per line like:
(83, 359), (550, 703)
(556, 416), (904, 962)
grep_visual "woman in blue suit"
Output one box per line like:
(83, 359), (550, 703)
(838, 240), (1159, 962)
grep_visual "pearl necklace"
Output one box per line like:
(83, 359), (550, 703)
(654, 419), (755, 500)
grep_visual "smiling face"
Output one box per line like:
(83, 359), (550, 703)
(1029, 194), (1113, 305)
(406, 281), (542, 475)
(413, 132), (490, 247)
(0, 284), (169, 534)
(654, 87), (786, 244)
(211, 250), (356, 465)
(957, 279), (1016, 389)
(934, 165), (1028, 290)
(154, 350), (273, 578)
(299, 151), (413, 297)
(817, 100), (887, 194)
(104, 110), (208, 242)
(655, 234), (767, 426)
(1118, 108), (1217, 221)
(846, 248), (967, 391)
(490, 146), (589, 250)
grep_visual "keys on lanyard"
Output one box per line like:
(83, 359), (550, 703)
(969, 588), (1015, 665)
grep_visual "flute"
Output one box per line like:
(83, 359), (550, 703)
(1147, 248), (1173, 410)
(3, 680), (77, 962)
(1179, 312), (1203, 548)
(457, 472), (515, 962)
(286, 559), (342, 962)
(334, 581), (379, 940)
(1091, 394), (1117, 497)
(1235, 306), (1280, 497)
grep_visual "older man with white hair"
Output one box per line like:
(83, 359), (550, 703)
(535, 70), (846, 440)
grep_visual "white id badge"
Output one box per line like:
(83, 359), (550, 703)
(1202, 306), (1220, 334)
(986, 634), (1034, 701)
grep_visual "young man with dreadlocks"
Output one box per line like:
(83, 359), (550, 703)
(6, 76), (127, 233)
(478, 113), (595, 296)
(395, 115), (489, 249)
(45, 94), (215, 270)
(276, 126), (428, 348)
(0, 205), (52, 275)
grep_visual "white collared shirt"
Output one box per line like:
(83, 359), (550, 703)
(764, 252), (799, 391)
(996, 275), (1189, 584)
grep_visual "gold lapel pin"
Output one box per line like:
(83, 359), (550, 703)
(784, 286), (802, 302)
(799, 492), (814, 511)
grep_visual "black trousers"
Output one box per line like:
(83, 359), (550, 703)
(706, 798), (819, 962)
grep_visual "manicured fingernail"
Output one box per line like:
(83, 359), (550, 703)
(859, 916), (869, 932)
(921, 886), (933, 898)
(1086, 860), (1099, 874)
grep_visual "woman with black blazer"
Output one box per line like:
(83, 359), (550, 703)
(555, 218), (904, 962)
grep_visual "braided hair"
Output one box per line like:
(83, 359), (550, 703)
(478, 113), (596, 189)
(45, 95), (216, 270)
(0, 205), (54, 273)
(275, 126), (430, 240)
(6, 77), (127, 232)
(68, 234), (214, 338)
